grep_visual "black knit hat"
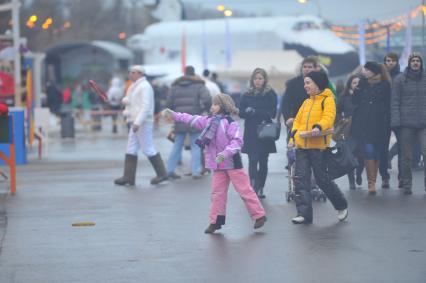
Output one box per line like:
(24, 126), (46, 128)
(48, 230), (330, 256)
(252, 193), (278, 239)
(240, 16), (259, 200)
(305, 71), (329, 91)
(408, 52), (423, 69)
(364, 61), (381, 75)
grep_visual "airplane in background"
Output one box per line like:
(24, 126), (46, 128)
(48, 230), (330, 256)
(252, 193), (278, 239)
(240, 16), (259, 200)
(127, 15), (359, 85)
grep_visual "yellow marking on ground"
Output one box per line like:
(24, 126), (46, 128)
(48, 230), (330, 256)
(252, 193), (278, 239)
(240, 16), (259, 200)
(72, 222), (96, 227)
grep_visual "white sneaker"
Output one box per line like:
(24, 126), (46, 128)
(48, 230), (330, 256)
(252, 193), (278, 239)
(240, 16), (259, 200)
(337, 209), (348, 221)
(291, 216), (305, 224)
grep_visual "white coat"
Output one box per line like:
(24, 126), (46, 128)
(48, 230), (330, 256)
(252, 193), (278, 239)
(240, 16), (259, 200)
(203, 78), (221, 97)
(122, 76), (154, 125)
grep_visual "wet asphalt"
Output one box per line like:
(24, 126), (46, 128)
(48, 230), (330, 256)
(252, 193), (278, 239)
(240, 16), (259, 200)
(0, 120), (425, 283)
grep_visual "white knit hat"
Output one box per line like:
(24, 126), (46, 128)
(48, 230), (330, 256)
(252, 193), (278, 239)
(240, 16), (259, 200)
(129, 65), (145, 74)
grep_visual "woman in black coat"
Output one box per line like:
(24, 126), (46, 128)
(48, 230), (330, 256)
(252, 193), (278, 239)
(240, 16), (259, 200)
(336, 74), (364, 190)
(239, 68), (277, 198)
(351, 62), (391, 194)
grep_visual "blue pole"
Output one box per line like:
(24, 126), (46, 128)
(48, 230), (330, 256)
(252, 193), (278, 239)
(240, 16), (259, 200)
(225, 18), (232, 68)
(386, 26), (391, 54)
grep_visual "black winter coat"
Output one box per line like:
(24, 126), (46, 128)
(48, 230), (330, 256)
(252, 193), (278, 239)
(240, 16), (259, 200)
(351, 77), (391, 145)
(167, 76), (211, 133)
(239, 88), (277, 154)
(279, 76), (308, 122)
(336, 92), (356, 120)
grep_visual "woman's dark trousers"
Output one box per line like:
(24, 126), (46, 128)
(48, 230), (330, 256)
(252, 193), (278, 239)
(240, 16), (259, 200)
(379, 129), (391, 183)
(294, 149), (348, 222)
(248, 152), (269, 195)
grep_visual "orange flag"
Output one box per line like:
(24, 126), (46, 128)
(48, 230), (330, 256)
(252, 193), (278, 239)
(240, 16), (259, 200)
(26, 69), (34, 146)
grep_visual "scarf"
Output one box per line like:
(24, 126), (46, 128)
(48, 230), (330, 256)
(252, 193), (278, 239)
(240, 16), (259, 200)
(195, 115), (223, 149)
(247, 85), (272, 96)
(404, 67), (423, 82)
(389, 64), (401, 79)
(367, 74), (382, 85)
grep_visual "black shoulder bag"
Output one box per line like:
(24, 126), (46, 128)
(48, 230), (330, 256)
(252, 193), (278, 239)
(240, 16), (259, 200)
(257, 120), (281, 141)
(325, 140), (358, 180)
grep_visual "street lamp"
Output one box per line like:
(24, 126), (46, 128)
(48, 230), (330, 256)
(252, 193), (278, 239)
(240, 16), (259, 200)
(217, 5), (225, 12)
(29, 15), (37, 22)
(216, 5), (233, 68)
(224, 9), (233, 17)
(297, 0), (322, 18)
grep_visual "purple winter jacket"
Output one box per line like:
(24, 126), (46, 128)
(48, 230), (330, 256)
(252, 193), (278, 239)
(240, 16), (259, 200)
(172, 112), (244, 170)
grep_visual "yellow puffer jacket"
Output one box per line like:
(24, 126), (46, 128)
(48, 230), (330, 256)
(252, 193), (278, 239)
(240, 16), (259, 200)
(290, 88), (335, 149)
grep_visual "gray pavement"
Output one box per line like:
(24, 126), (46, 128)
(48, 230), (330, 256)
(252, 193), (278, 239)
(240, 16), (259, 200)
(0, 120), (426, 283)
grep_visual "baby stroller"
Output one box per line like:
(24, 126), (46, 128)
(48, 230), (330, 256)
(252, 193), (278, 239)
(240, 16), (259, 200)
(285, 147), (327, 202)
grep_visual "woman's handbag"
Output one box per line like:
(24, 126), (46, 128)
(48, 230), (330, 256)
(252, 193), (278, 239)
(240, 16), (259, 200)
(325, 140), (358, 180)
(332, 117), (352, 141)
(257, 121), (281, 141)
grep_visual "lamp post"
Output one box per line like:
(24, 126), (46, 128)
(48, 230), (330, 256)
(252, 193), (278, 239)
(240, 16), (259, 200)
(130, 0), (139, 34)
(422, 0), (425, 56)
(12, 0), (21, 107)
(217, 5), (232, 69)
(224, 10), (232, 68)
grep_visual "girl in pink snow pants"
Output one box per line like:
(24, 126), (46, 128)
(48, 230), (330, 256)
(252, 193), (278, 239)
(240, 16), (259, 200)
(163, 93), (267, 233)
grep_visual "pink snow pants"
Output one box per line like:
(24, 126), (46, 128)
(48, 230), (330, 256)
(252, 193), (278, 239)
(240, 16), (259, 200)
(209, 169), (266, 224)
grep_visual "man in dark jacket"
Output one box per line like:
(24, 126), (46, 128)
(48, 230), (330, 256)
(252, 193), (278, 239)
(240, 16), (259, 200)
(391, 53), (426, 195)
(385, 53), (403, 187)
(385, 53), (401, 80)
(375, 53), (402, 189)
(387, 53), (422, 183)
(279, 56), (318, 128)
(166, 66), (211, 179)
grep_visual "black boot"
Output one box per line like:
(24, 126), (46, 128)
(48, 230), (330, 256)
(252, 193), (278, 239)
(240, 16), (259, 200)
(355, 172), (362, 186)
(254, 216), (267, 229)
(114, 154), (137, 186)
(257, 187), (266, 199)
(348, 171), (356, 190)
(382, 178), (390, 189)
(148, 153), (168, 185)
(204, 224), (221, 234)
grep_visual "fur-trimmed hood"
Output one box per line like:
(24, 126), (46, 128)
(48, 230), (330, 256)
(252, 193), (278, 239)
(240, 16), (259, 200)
(246, 85), (273, 96)
(172, 75), (206, 86)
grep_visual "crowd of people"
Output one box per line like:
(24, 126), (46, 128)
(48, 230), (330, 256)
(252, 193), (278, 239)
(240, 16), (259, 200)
(53, 51), (425, 232)
(334, 52), (426, 196)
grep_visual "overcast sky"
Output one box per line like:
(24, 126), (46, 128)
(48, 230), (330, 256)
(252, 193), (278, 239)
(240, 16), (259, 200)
(183, 0), (423, 25)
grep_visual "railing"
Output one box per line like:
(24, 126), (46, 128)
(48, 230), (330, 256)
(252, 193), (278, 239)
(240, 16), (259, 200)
(0, 115), (16, 194)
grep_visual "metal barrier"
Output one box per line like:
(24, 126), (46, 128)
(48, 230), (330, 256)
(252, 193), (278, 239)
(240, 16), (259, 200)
(0, 115), (16, 194)
(79, 109), (126, 132)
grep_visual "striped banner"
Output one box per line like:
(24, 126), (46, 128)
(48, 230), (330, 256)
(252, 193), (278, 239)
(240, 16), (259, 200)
(26, 68), (34, 146)
(358, 20), (366, 65)
(399, 12), (412, 69)
(181, 28), (187, 74)
(225, 18), (232, 69)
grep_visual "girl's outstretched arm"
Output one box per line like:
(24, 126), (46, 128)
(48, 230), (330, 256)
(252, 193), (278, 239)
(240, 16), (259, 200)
(163, 109), (209, 130)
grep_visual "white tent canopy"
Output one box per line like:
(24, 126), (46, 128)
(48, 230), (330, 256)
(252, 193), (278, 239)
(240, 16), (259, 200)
(215, 50), (303, 93)
(216, 50), (302, 77)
